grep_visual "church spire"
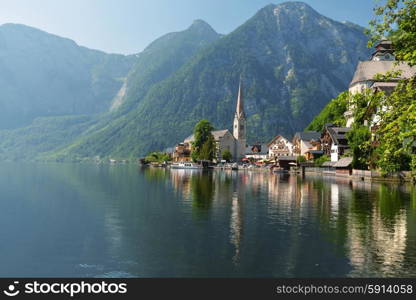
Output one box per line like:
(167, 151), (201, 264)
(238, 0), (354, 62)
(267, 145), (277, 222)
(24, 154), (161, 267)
(235, 79), (245, 119)
(233, 77), (247, 160)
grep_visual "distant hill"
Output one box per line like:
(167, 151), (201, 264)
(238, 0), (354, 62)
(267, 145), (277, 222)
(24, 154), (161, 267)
(0, 23), (135, 129)
(0, 20), (221, 161)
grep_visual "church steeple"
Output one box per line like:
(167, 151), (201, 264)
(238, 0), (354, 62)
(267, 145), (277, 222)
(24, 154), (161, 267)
(235, 81), (245, 119)
(233, 78), (247, 160)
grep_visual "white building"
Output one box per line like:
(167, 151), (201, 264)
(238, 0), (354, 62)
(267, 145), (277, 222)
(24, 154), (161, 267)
(345, 40), (416, 127)
(267, 135), (293, 159)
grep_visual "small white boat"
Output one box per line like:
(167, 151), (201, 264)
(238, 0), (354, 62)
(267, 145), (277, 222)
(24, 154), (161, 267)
(170, 162), (202, 169)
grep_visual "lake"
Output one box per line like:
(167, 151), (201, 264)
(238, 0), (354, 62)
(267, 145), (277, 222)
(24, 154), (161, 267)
(0, 163), (415, 277)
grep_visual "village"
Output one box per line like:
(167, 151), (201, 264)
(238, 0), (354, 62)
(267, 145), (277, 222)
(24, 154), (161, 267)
(143, 40), (416, 182)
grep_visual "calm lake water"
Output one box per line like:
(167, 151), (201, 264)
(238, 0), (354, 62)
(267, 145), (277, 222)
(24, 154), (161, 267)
(0, 163), (415, 277)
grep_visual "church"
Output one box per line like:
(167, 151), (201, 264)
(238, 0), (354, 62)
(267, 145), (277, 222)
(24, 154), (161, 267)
(174, 81), (247, 162)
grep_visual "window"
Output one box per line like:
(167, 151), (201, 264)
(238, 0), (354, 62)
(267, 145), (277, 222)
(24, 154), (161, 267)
(240, 125), (244, 130)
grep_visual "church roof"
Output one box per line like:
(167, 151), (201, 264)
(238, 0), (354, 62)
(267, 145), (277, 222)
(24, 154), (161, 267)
(184, 129), (231, 143)
(349, 61), (416, 87)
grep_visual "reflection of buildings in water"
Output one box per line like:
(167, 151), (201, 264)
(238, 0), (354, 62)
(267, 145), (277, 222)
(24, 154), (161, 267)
(330, 184), (339, 218)
(351, 180), (371, 191)
(347, 184), (409, 277)
(230, 190), (243, 265)
(169, 169), (195, 201)
(372, 210), (407, 274)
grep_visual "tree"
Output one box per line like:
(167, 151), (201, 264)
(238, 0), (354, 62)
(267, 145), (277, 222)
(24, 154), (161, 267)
(297, 155), (306, 163)
(314, 155), (330, 167)
(347, 125), (373, 170)
(222, 149), (232, 162)
(306, 91), (349, 131)
(375, 78), (415, 175)
(191, 120), (216, 161)
(144, 152), (171, 163)
(368, 0), (416, 65)
(199, 134), (216, 161)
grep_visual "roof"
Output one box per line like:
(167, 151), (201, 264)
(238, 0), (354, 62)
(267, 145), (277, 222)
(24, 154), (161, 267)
(322, 161), (336, 167)
(371, 81), (398, 93)
(245, 144), (269, 155)
(324, 126), (351, 146)
(349, 61), (416, 87)
(294, 131), (321, 141)
(184, 129), (231, 143)
(235, 80), (245, 119)
(334, 157), (353, 168)
(306, 150), (324, 154)
(267, 135), (291, 147)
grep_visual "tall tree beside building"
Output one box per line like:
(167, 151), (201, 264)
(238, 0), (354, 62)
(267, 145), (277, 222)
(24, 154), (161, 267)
(222, 149), (232, 162)
(191, 120), (216, 161)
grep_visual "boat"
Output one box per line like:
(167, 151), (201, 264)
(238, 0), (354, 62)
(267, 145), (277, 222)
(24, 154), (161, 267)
(170, 162), (203, 169)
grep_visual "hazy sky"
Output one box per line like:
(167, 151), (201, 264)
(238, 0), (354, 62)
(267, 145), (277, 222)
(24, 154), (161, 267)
(0, 0), (377, 54)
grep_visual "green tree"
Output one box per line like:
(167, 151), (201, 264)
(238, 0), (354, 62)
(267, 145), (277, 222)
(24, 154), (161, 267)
(297, 155), (306, 163)
(222, 149), (232, 162)
(347, 125), (373, 170)
(144, 152), (171, 163)
(306, 91), (349, 131)
(375, 78), (415, 175)
(368, 0), (416, 65)
(199, 134), (216, 161)
(191, 120), (216, 161)
(314, 155), (330, 167)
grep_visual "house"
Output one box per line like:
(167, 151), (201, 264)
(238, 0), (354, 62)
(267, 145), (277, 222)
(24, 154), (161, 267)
(345, 40), (416, 127)
(245, 143), (268, 161)
(292, 131), (321, 158)
(321, 124), (351, 162)
(334, 157), (353, 176)
(172, 142), (192, 162)
(176, 80), (247, 162)
(267, 135), (293, 159)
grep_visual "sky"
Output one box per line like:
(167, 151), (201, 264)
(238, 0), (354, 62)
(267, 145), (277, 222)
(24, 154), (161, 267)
(0, 0), (377, 54)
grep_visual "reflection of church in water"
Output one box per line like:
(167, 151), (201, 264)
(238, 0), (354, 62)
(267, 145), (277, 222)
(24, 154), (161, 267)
(169, 169), (245, 263)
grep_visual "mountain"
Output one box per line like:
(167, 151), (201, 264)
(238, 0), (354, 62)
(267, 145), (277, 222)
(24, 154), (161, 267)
(0, 20), (221, 161)
(51, 2), (370, 160)
(112, 19), (221, 113)
(0, 23), (135, 129)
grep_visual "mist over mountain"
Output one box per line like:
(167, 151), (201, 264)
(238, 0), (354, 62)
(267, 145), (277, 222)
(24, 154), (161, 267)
(0, 19), (221, 160)
(0, 2), (371, 161)
(0, 23), (135, 129)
